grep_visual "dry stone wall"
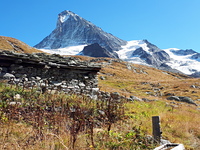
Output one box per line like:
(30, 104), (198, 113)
(0, 50), (101, 96)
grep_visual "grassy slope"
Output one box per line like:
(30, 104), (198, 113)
(97, 59), (200, 149)
(97, 59), (196, 98)
(0, 36), (42, 53)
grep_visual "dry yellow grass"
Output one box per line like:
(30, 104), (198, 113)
(124, 101), (200, 149)
(97, 59), (200, 149)
(0, 122), (71, 150)
(160, 105), (200, 148)
(98, 60), (197, 99)
(0, 36), (42, 53)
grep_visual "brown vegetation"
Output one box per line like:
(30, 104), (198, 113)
(0, 36), (42, 53)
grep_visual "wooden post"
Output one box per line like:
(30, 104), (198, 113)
(152, 116), (161, 144)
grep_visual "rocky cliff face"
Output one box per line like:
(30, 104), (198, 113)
(81, 43), (119, 58)
(34, 10), (126, 53)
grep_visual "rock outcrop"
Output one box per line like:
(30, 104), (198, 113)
(167, 96), (197, 106)
(82, 43), (118, 58)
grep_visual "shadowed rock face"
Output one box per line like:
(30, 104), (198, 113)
(34, 10), (126, 52)
(82, 43), (119, 58)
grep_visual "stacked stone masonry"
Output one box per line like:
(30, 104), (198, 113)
(0, 50), (101, 96)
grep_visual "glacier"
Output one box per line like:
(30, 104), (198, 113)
(164, 48), (200, 75)
(115, 40), (151, 65)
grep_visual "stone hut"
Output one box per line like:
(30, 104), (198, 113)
(0, 50), (101, 95)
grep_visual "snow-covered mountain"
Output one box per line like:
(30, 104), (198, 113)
(35, 10), (200, 77)
(164, 48), (200, 76)
(116, 40), (171, 67)
(116, 40), (200, 76)
(34, 10), (126, 56)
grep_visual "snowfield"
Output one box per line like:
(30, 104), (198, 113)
(164, 48), (200, 75)
(39, 45), (87, 55)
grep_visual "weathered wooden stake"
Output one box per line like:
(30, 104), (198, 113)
(152, 116), (161, 143)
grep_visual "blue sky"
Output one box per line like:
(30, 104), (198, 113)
(1, 0), (200, 52)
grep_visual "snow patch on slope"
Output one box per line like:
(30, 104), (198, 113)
(39, 44), (87, 55)
(60, 15), (70, 23)
(59, 10), (78, 23)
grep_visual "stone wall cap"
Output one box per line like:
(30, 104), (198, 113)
(0, 50), (101, 70)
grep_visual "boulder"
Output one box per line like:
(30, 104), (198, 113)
(167, 96), (197, 106)
(1, 73), (15, 79)
(129, 96), (143, 102)
(100, 76), (106, 80)
(167, 96), (180, 101)
(179, 96), (197, 105)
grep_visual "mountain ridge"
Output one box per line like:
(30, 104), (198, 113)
(30, 10), (200, 77)
(34, 10), (126, 54)
(1, 35), (200, 77)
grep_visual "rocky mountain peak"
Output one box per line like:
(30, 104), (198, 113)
(56, 10), (82, 27)
(143, 39), (161, 52)
(34, 10), (126, 52)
